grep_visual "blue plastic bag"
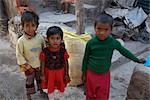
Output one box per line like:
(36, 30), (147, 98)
(144, 56), (150, 67)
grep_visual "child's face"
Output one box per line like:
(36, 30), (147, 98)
(47, 34), (62, 49)
(95, 22), (112, 40)
(23, 21), (37, 36)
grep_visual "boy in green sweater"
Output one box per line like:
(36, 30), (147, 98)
(81, 13), (145, 100)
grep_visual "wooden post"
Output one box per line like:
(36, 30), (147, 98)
(75, 0), (85, 35)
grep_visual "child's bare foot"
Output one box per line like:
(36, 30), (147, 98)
(27, 94), (32, 100)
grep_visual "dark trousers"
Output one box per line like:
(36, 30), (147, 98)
(25, 68), (41, 95)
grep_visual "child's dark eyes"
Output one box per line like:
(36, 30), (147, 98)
(97, 28), (108, 31)
(25, 24), (29, 27)
(24, 23), (36, 27)
(57, 37), (61, 40)
(50, 37), (61, 40)
(50, 37), (54, 39)
(32, 24), (36, 27)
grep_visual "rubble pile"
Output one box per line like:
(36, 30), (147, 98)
(105, 0), (150, 43)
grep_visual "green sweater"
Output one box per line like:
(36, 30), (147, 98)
(82, 36), (139, 73)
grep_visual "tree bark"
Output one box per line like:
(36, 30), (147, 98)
(75, 0), (85, 35)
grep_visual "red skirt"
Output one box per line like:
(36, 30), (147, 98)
(41, 67), (70, 94)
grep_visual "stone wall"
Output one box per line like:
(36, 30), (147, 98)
(126, 65), (150, 100)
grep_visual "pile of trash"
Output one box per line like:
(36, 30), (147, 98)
(105, 0), (150, 44)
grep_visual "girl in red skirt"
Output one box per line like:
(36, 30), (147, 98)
(40, 26), (70, 100)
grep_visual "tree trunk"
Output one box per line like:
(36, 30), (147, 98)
(75, 0), (85, 35)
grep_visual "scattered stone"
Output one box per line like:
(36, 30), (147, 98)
(126, 65), (150, 100)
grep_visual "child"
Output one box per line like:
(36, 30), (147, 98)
(40, 26), (70, 99)
(15, 0), (36, 15)
(56, 0), (75, 14)
(81, 13), (145, 100)
(16, 11), (46, 100)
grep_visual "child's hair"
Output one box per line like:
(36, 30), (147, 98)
(94, 13), (113, 29)
(46, 26), (63, 39)
(21, 11), (39, 27)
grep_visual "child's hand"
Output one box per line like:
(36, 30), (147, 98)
(20, 65), (27, 72)
(137, 58), (146, 64)
(20, 64), (32, 72)
(64, 74), (70, 82)
(41, 74), (46, 80)
(25, 64), (34, 73)
(24, 64), (34, 75)
(28, 67), (34, 73)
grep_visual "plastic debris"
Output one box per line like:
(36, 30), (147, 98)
(144, 56), (150, 67)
